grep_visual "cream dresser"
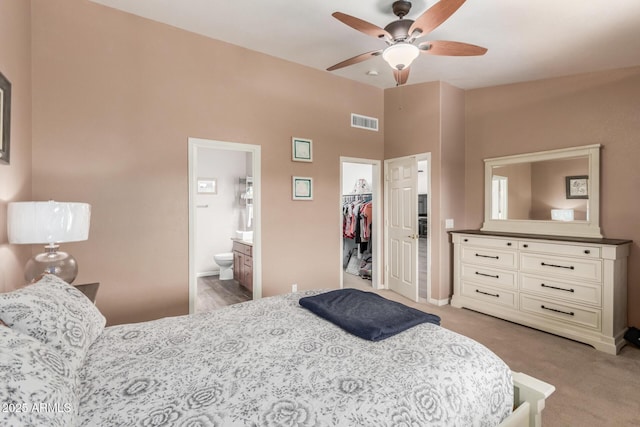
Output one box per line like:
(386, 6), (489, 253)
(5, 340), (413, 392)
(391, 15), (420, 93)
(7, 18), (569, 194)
(451, 230), (631, 354)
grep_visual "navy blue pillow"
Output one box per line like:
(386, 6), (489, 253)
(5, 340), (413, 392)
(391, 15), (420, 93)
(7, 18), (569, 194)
(299, 289), (440, 341)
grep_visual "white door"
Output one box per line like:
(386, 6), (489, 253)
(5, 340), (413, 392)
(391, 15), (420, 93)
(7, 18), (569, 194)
(386, 156), (419, 301)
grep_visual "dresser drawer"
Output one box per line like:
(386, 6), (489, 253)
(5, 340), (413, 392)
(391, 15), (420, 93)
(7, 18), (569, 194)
(461, 264), (517, 290)
(461, 246), (517, 269)
(519, 240), (600, 259)
(520, 274), (602, 306)
(462, 282), (516, 308)
(520, 295), (601, 330)
(461, 246), (518, 268)
(520, 253), (602, 282)
(459, 235), (516, 250)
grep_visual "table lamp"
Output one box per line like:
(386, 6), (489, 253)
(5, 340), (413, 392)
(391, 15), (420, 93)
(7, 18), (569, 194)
(7, 201), (91, 284)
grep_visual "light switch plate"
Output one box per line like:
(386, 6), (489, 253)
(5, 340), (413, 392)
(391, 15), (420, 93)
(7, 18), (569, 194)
(445, 219), (454, 229)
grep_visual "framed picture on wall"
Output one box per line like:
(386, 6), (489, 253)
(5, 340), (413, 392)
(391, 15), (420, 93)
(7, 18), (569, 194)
(0, 71), (11, 165)
(565, 175), (588, 199)
(292, 176), (313, 200)
(292, 137), (312, 162)
(197, 178), (217, 194)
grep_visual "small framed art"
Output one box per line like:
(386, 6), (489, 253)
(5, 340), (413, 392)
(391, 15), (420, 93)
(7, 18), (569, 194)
(197, 178), (217, 194)
(292, 176), (313, 200)
(292, 137), (312, 162)
(565, 175), (588, 199)
(0, 70), (11, 165)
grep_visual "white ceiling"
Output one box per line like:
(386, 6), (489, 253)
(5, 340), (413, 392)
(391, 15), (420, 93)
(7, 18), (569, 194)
(90, 0), (640, 89)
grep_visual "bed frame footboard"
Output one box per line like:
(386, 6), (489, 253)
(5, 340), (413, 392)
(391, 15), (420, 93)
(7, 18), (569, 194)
(499, 372), (555, 427)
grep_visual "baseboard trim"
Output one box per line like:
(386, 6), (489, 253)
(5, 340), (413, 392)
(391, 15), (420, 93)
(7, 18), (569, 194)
(196, 269), (219, 278)
(428, 297), (451, 306)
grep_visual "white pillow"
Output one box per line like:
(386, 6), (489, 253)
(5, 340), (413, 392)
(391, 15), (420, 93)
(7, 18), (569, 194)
(0, 274), (106, 372)
(0, 325), (78, 426)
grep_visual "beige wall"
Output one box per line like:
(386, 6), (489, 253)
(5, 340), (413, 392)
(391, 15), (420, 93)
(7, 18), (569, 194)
(465, 66), (640, 326)
(384, 82), (441, 300)
(5, 0), (640, 328)
(438, 83), (466, 300)
(0, 0), (32, 292)
(384, 81), (465, 301)
(30, 0), (384, 325)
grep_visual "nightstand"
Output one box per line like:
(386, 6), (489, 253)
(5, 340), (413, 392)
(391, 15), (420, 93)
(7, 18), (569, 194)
(73, 282), (100, 303)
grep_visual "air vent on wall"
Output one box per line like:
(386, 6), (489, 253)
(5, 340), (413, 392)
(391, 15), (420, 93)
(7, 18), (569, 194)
(351, 113), (379, 132)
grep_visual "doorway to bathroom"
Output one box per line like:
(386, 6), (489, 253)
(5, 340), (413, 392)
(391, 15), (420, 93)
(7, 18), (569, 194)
(188, 137), (261, 314)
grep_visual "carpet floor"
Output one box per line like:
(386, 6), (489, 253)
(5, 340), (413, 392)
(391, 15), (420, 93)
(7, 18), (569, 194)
(374, 289), (640, 427)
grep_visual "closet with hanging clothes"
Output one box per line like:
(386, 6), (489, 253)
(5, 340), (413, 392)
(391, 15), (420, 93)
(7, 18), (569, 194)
(343, 192), (373, 278)
(341, 164), (374, 285)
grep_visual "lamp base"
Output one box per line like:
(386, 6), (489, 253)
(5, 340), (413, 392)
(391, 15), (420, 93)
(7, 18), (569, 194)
(25, 245), (78, 284)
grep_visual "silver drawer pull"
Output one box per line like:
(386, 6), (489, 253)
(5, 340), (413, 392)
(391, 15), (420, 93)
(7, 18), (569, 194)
(541, 283), (575, 293)
(476, 289), (499, 298)
(541, 305), (574, 316)
(541, 262), (574, 270)
(476, 253), (499, 260)
(476, 271), (499, 279)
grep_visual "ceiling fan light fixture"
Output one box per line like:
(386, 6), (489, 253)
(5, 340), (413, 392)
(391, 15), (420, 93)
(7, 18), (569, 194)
(382, 42), (419, 71)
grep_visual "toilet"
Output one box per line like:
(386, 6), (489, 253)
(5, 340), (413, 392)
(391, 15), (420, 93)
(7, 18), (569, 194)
(214, 252), (234, 280)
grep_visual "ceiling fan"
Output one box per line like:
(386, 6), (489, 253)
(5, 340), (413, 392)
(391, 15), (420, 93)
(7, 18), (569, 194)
(327, 0), (487, 86)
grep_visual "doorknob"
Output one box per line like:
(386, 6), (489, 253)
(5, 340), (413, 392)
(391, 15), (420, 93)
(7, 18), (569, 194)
(406, 234), (418, 239)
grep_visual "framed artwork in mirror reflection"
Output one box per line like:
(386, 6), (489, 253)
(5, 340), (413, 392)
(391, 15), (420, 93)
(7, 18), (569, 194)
(197, 178), (217, 194)
(566, 175), (588, 199)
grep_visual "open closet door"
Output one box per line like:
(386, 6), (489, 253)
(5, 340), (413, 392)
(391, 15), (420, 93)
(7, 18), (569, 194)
(386, 156), (419, 302)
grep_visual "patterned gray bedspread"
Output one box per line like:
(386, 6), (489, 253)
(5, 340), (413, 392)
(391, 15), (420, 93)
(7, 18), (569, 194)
(78, 291), (513, 426)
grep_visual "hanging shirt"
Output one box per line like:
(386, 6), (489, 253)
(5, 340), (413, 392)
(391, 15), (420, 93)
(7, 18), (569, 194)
(362, 202), (373, 240)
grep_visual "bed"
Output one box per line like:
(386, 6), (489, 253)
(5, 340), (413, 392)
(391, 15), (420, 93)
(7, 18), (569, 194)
(0, 274), (554, 426)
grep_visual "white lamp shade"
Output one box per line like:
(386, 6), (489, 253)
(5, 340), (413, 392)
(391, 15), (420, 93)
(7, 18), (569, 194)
(382, 43), (420, 70)
(7, 201), (91, 244)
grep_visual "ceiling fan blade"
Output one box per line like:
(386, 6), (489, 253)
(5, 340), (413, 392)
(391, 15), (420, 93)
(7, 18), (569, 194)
(393, 67), (410, 85)
(332, 12), (392, 40)
(409, 0), (466, 37)
(419, 40), (487, 56)
(327, 50), (382, 71)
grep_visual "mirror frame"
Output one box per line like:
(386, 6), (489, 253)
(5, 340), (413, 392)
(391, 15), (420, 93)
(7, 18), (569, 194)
(481, 144), (602, 238)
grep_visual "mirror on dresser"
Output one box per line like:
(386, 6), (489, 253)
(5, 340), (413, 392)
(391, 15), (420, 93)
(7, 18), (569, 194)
(482, 144), (602, 238)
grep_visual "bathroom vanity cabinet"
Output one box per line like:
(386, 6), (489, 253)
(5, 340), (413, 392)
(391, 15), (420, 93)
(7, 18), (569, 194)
(233, 240), (253, 292)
